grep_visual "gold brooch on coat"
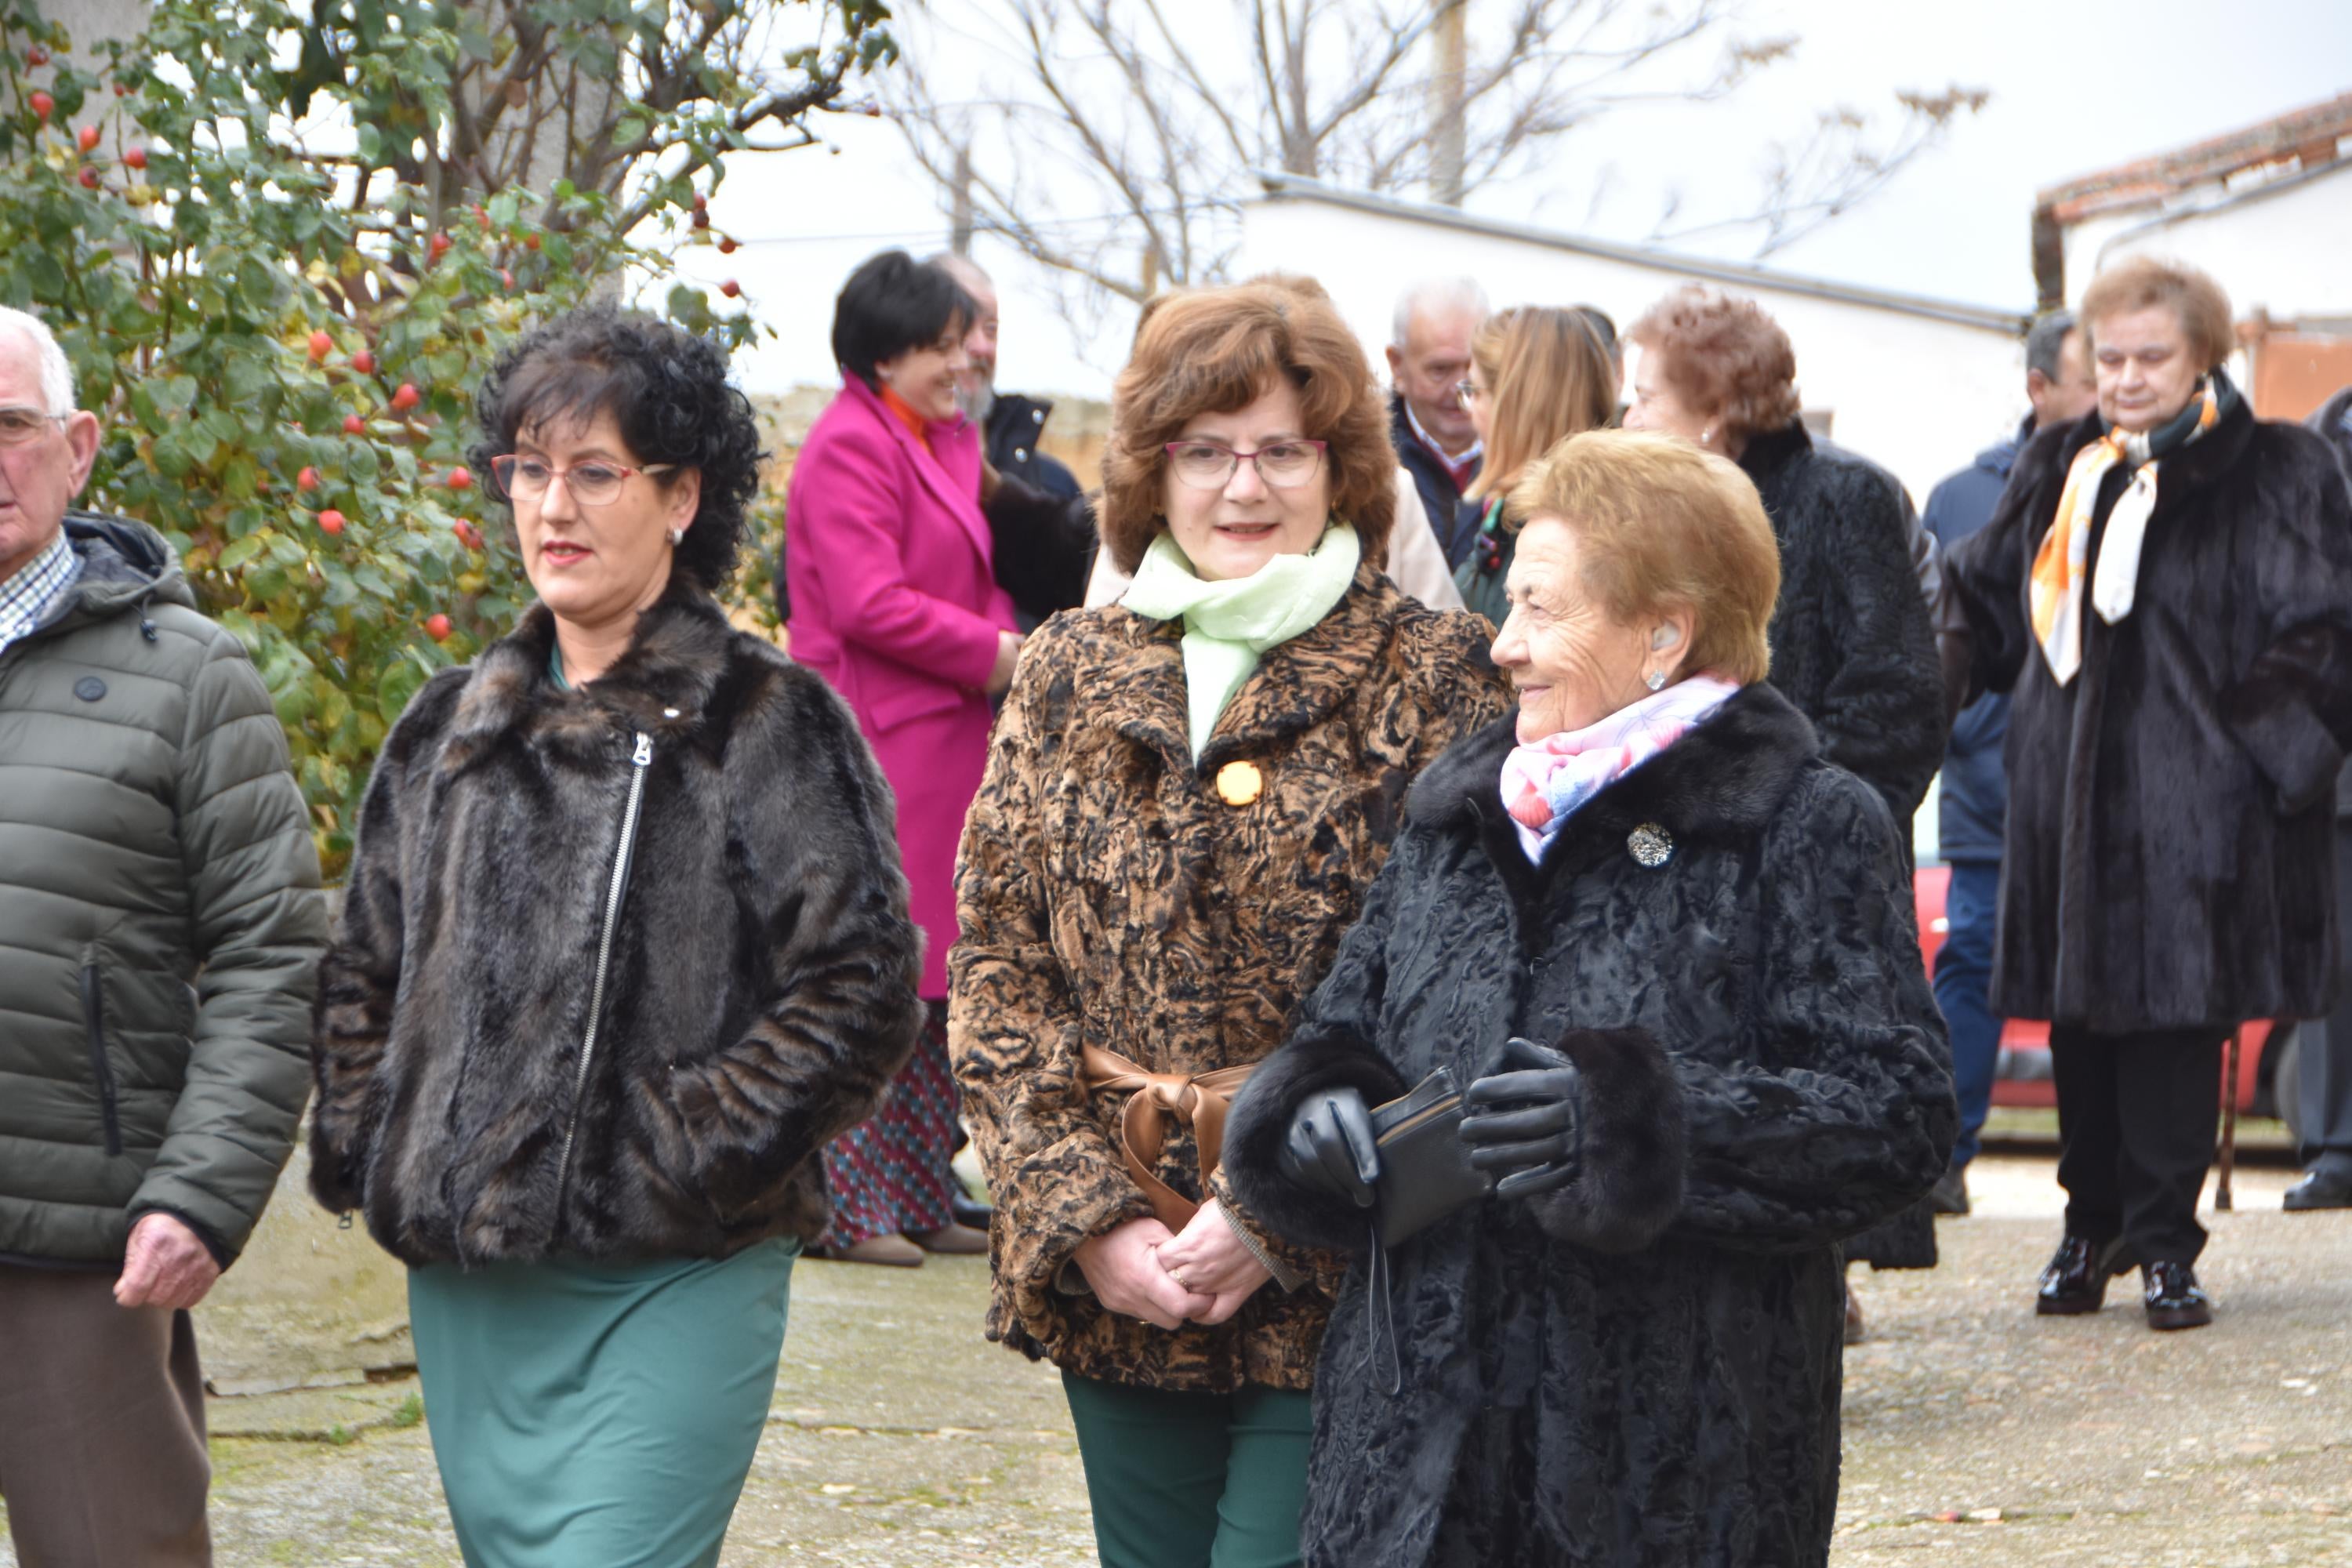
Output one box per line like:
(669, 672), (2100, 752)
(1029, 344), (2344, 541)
(1628, 822), (1675, 868)
(1214, 760), (1264, 807)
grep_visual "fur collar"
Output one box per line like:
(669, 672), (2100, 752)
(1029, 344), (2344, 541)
(1094, 560), (1410, 773)
(442, 583), (740, 771)
(1407, 681), (1820, 892)
(1735, 420), (1810, 487)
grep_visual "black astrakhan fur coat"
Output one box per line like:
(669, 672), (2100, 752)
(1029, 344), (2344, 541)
(1945, 397), (2352, 1032)
(1224, 684), (1955, 1568)
(1738, 423), (1945, 829)
(309, 586), (924, 1265)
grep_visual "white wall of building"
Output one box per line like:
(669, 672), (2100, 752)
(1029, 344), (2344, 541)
(1238, 194), (2031, 507)
(2064, 165), (2352, 320)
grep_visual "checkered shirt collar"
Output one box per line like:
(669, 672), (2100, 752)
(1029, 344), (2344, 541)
(0, 528), (81, 655)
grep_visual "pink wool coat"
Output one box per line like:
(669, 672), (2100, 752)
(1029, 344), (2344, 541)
(785, 372), (1019, 997)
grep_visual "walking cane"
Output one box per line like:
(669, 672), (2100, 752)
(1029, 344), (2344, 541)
(2215, 1026), (2242, 1213)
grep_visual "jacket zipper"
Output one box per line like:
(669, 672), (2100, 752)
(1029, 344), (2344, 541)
(79, 956), (124, 1157)
(552, 731), (654, 1218)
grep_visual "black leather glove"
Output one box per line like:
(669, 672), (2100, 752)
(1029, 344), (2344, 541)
(1460, 1036), (1583, 1198)
(1277, 1087), (1381, 1208)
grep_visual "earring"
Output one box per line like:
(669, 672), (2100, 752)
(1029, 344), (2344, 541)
(1700, 426), (1715, 448)
(1645, 670), (1668, 692)
(666, 527), (684, 546)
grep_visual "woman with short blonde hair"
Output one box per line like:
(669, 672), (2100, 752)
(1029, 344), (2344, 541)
(952, 277), (1507, 1568)
(1228, 428), (1953, 1566)
(1450, 306), (1617, 623)
(1946, 254), (2352, 1329)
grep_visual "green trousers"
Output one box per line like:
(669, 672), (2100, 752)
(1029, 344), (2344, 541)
(1062, 1370), (1313, 1568)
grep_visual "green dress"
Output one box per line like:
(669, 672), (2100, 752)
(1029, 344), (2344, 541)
(408, 1240), (797, 1568)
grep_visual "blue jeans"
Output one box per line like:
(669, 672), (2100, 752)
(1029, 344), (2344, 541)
(1933, 859), (2002, 1170)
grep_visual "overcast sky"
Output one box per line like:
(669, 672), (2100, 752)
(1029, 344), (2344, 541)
(673, 0), (2352, 401)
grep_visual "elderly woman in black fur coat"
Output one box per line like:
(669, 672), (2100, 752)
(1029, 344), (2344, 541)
(1224, 431), (1954, 1568)
(1944, 259), (2352, 1331)
(1620, 287), (1947, 1306)
(308, 309), (924, 1564)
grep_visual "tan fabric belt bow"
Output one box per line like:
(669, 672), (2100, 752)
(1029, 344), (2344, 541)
(1081, 1044), (1255, 1233)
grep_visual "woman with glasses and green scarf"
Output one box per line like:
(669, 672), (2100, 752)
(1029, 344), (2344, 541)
(949, 278), (1506, 1568)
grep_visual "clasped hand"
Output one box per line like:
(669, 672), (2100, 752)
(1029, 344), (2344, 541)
(1074, 1201), (1272, 1330)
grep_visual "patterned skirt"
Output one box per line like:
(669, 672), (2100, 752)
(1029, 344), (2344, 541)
(821, 1000), (961, 1245)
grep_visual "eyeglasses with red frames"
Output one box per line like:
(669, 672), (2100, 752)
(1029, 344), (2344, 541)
(488, 454), (674, 507)
(1162, 439), (1327, 490)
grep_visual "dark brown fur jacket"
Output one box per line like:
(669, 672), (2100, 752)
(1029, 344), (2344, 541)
(1946, 398), (2352, 1030)
(309, 587), (924, 1265)
(1223, 684), (1955, 1567)
(950, 563), (1508, 1393)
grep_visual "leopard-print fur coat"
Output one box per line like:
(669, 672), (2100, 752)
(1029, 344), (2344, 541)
(949, 562), (1508, 1392)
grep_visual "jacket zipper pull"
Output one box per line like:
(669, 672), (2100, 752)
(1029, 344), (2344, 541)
(632, 731), (652, 768)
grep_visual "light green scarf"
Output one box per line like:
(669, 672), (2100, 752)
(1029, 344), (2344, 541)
(1120, 522), (1362, 758)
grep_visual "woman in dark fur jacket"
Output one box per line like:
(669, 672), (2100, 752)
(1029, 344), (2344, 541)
(307, 308), (924, 1566)
(1224, 430), (1955, 1568)
(1623, 283), (1949, 1318)
(1945, 258), (2352, 1333)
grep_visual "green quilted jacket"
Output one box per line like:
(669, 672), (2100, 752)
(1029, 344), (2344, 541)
(0, 514), (325, 1266)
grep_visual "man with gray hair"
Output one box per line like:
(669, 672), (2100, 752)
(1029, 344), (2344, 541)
(1386, 277), (1487, 565)
(0, 304), (324, 1563)
(1918, 309), (2097, 1214)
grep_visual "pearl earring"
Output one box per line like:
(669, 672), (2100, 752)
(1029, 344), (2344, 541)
(1645, 670), (1668, 692)
(667, 527), (684, 546)
(1700, 426), (1715, 448)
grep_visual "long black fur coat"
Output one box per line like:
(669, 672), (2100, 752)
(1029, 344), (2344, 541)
(1946, 398), (2352, 1031)
(1740, 423), (1945, 827)
(1224, 684), (1955, 1568)
(309, 587), (924, 1265)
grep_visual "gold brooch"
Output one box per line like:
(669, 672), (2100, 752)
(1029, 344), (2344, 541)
(1214, 760), (1264, 807)
(1628, 822), (1674, 868)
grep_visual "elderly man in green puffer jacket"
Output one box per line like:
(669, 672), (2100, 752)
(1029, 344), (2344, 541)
(0, 305), (325, 1566)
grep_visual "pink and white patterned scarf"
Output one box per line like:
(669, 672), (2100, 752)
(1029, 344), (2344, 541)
(1498, 675), (1741, 862)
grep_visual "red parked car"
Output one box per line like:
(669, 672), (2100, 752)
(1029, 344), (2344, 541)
(1912, 865), (2292, 1117)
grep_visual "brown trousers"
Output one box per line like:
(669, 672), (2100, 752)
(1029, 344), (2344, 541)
(0, 1264), (212, 1567)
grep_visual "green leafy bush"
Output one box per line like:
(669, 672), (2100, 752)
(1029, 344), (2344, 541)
(0, 0), (871, 874)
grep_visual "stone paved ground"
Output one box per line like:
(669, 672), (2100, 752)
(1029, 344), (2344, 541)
(4, 1150), (2347, 1566)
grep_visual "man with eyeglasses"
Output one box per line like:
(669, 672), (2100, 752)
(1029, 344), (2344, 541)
(0, 305), (324, 1566)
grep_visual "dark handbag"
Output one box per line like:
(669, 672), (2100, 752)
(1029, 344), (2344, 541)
(1369, 1066), (1494, 1247)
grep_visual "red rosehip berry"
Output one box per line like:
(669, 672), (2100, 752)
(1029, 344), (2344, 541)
(446, 466), (472, 491)
(123, 145), (147, 170)
(318, 509), (346, 535)
(297, 466), (319, 492)
(350, 348), (375, 375)
(307, 330), (332, 362)
(390, 382), (420, 412)
(343, 414), (367, 435)
(29, 91), (53, 122)
(425, 613), (452, 642)
(77, 166), (98, 189)
(720, 279), (740, 299)
(717, 236), (738, 255)
(77, 124), (99, 153)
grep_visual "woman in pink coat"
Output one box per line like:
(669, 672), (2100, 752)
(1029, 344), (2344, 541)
(786, 250), (1023, 1265)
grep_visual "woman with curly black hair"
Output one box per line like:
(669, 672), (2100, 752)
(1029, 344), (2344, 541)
(307, 306), (925, 1564)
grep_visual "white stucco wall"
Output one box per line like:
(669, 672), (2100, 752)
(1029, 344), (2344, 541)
(2062, 164), (2352, 320)
(1237, 194), (2031, 507)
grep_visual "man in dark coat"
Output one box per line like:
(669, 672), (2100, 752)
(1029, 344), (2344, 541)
(1946, 261), (2352, 1327)
(1919, 310), (2099, 1214)
(934, 253), (1095, 633)
(2285, 383), (2352, 1211)
(1385, 278), (1487, 564)
(0, 307), (326, 1563)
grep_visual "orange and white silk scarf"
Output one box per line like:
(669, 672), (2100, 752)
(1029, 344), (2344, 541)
(2029, 381), (2220, 685)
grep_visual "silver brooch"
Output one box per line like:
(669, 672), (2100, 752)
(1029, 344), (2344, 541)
(1628, 822), (1674, 868)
